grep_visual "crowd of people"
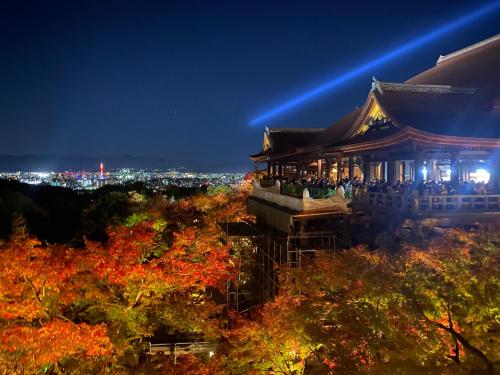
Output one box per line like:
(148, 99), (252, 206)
(271, 175), (499, 198)
(358, 178), (498, 196)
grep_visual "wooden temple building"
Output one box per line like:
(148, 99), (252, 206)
(248, 34), (500, 245)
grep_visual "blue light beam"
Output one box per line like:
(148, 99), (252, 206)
(249, 1), (500, 126)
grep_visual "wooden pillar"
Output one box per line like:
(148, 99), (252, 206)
(462, 160), (469, 181)
(489, 154), (500, 188)
(450, 154), (460, 186)
(363, 157), (371, 183)
(415, 159), (425, 183)
(271, 163), (276, 177)
(336, 154), (343, 182)
(296, 163), (302, 179)
(325, 159), (332, 181)
(376, 162), (383, 180)
(317, 159), (322, 178)
(387, 160), (396, 184)
(267, 161), (271, 177)
(348, 157), (355, 181)
(278, 163), (283, 178)
(428, 160), (434, 181)
(394, 161), (401, 182)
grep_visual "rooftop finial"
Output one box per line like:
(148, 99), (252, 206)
(371, 77), (381, 93)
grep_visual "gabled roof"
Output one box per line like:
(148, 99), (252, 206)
(308, 108), (362, 148)
(372, 81), (477, 95)
(313, 34), (500, 148)
(332, 127), (500, 155)
(250, 127), (324, 161)
(371, 83), (500, 139)
(407, 33), (500, 99)
(266, 128), (324, 154)
(436, 34), (500, 65)
(250, 34), (500, 161)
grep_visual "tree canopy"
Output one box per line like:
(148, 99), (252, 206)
(0, 184), (498, 374)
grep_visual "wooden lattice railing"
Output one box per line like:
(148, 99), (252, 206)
(353, 191), (500, 213)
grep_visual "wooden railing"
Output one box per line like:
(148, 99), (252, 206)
(353, 190), (500, 213)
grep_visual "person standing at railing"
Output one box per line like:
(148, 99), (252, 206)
(476, 182), (488, 195)
(337, 182), (345, 199)
(439, 184), (447, 195)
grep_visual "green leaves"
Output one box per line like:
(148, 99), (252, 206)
(124, 213), (151, 227)
(230, 227), (499, 374)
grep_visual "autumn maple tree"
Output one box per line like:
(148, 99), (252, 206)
(0, 188), (248, 373)
(223, 227), (499, 374)
(1, 183), (498, 374)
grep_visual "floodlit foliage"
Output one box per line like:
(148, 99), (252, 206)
(0, 189), (248, 373)
(226, 228), (499, 374)
(0, 185), (498, 374)
(0, 321), (112, 373)
(401, 229), (499, 373)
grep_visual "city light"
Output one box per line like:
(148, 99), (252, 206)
(0, 169), (245, 190)
(249, 0), (500, 126)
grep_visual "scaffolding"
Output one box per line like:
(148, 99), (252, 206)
(221, 221), (351, 314)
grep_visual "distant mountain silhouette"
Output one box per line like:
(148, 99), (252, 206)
(0, 155), (251, 173)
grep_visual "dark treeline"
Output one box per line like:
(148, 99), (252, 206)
(0, 179), (205, 245)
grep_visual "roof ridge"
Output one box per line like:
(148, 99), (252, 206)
(267, 128), (324, 132)
(436, 33), (500, 65)
(372, 80), (477, 95)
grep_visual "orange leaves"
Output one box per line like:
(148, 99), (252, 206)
(0, 320), (112, 372)
(0, 240), (83, 321)
(0, 189), (250, 372)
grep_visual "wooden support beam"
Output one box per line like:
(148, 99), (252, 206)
(450, 154), (460, 186)
(325, 159), (332, 181)
(415, 159), (425, 183)
(490, 154), (500, 186)
(348, 157), (355, 181)
(362, 157), (371, 183)
(387, 160), (396, 184)
(336, 154), (343, 182)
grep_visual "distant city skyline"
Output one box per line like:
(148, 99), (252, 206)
(1, 0), (499, 165)
(0, 167), (244, 190)
(0, 154), (250, 173)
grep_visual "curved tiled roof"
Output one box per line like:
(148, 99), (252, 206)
(407, 33), (500, 98)
(372, 86), (500, 139)
(308, 108), (362, 148)
(250, 34), (500, 160)
(317, 33), (500, 147)
(250, 128), (324, 160)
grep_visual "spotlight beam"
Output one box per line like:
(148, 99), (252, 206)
(249, 1), (500, 126)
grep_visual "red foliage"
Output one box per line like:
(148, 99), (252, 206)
(0, 320), (112, 370)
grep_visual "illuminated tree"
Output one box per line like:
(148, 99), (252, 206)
(3, 185), (495, 374)
(401, 228), (499, 374)
(0, 190), (247, 373)
(224, 227), (499, 374)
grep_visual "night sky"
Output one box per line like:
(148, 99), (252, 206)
(1, 0), (499, 171)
